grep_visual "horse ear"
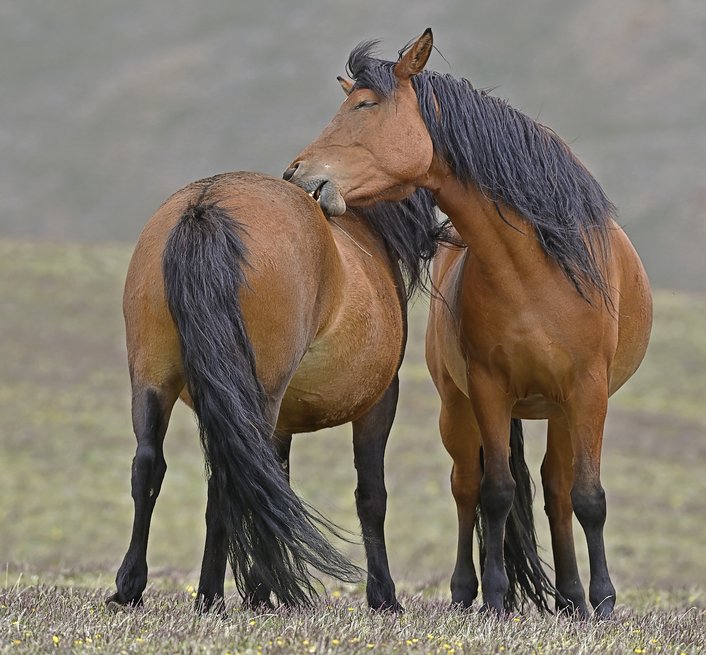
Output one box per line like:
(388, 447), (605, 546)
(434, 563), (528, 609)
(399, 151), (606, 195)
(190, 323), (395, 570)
(394, 28), (433, 82)
(337, 75), (354, 96)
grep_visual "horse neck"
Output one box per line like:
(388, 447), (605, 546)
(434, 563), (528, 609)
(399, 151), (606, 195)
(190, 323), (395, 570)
(431, 174), (548, 285)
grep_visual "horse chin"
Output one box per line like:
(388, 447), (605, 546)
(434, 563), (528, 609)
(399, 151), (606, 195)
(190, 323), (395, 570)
(316, 181), (347, 217)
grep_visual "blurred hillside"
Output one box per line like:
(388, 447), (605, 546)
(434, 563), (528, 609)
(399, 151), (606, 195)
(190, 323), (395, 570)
(1, 0), (705, 290)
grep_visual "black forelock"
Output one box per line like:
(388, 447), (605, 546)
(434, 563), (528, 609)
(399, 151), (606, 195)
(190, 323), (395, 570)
(346, 41), (397, 97)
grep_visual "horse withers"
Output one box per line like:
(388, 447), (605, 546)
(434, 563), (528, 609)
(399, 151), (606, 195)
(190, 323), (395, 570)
(107, 171), (442, 612)
(285, 30), (653, 617)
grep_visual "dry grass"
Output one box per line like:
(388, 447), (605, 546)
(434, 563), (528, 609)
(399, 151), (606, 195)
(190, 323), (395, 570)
(1, 583), (704, 654)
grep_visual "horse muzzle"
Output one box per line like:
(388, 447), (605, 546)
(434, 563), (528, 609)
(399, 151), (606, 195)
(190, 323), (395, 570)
(283, 164), (347, 217)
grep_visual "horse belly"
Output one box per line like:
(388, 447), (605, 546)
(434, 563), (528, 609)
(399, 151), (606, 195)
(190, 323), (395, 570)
(279, 332), (400, 433)
(608, 230), (653, 395)
(426, 245), (471, 396)
(277, 229), (405, 433)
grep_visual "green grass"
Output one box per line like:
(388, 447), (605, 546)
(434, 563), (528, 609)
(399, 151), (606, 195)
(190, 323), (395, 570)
(0, 240), (704, 652)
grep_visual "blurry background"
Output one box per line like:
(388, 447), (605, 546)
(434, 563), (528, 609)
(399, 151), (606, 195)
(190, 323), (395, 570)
(2, 0), (706, 289)
(1, 1), (704, 598)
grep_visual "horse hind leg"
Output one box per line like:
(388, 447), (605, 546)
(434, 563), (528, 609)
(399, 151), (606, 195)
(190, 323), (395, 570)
(352, 375), (402, 612)
(107, 384), (177, 608)
(195, 474), (228, 613)
(196, 404), (291, 613)
(240, 430), (293, 611)
(542, 415), (588, 616)
(565, 385), (616, 618)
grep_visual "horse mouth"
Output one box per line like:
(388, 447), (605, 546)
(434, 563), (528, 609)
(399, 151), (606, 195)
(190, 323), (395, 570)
(310, 181), (326, 202)
(306, 179), (347, 217)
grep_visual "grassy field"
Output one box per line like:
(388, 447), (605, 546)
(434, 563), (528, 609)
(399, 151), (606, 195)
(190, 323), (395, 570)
(0, 240), (704, 653)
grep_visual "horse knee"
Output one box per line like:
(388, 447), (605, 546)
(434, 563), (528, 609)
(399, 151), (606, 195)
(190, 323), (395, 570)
(355, 486), (386, 524)
(480, 474), (515, 519)
(450, 468), (479, 506)
(571, 483), (606, 529)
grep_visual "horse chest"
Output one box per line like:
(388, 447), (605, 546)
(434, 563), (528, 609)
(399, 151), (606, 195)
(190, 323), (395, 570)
(442, 297), (591, 410)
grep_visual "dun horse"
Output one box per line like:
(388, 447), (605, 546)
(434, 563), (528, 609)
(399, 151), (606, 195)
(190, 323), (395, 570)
(285, 30), (653, 616)
(107, 171), (444, 612)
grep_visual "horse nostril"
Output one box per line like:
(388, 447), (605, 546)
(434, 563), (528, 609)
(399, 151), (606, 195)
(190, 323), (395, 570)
(282, 163), (299, 181)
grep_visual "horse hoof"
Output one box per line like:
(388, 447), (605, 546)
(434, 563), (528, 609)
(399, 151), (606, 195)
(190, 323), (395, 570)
(242, 597), (275, 612)
(556, 597), (589, 619)
(194, 594), (226, 615)
(479, 602), (509, 618)
(449, 600), (474, 611)
(592, 598), (615, 620)
(371, 600), (404, 614)
(105, 593), (143, 612)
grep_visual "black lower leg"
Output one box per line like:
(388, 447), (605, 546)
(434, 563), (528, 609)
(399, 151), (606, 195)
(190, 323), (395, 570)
(572, 482), (615, 617)
(108, 387), (170, 607)
(353, 377), (401, 612)
(196, 475), (228, 612)
(240, 430), (291, 610)
(479, 471), (515, 613)
(450, 467), (479, 608)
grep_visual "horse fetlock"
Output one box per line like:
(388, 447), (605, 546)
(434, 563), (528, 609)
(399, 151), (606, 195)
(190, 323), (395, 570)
(480, 476), (515, 518)
(115, 563), (147, 605)
(589, 579), (616, 618)
(366, 585), (403, 613)
(555, 585), (589, 618)
(450, 576), (478, 609)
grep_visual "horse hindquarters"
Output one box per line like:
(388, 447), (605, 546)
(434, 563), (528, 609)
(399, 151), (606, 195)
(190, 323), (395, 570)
(161, 202), (358, 609)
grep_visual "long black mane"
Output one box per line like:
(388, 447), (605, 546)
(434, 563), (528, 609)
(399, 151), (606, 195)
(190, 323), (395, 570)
(354, 188), (449, 299)
(347, 42), (614, 306)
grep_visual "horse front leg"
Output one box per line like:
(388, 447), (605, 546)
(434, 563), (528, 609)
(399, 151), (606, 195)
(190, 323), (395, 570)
(437, 375), (482, 608)
(352, 375), (402, 612)
(542, 415), (588, 616)
(107, 386), (176, 608)
(467, 375), (515, 614)
(565, 383), (616, 618)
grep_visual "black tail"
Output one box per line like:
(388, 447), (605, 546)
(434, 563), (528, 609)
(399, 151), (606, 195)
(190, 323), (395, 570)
(162, 202), (360, 606)
(477, 419), (555, 612)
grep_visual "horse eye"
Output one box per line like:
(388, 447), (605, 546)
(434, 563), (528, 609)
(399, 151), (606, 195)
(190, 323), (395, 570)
(353, 100), (378, 110)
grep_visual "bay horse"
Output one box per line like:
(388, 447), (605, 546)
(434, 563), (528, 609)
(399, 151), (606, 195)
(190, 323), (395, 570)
(106, 171), (444, 613)
(284, 30), (653, 617)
